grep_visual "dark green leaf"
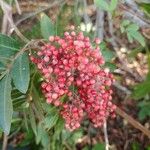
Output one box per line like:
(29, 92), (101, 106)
(146, 146), (150, 150)
(104, 62), (117, 72)
(100, 42), (115, 62)
(138, 106), (150, 120)
(138, 102), (150, 120)
(40, 13), (55, 39)
(11, 52), (30, 94)
(101, 50), (115, 62)
(140, 3), (150, 15)
(0, 74), (13, 134)
(0, 34), (19, 58)
(132, 81), (150, 100)
(132, 142), (140, 150)
(18, 130), (34, 147)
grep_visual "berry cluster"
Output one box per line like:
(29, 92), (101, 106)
(30, 27), (116, 131)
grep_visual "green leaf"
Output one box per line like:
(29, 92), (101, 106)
(41, 129), (50, 149)
(44, 113), (59, 130)
(0, 62), (5, 71)
(94, 0), (109, 11)
(132, 142), (140, 150)
(109, 0), (118, 11)
(146, 146), (150, 150)
(138, 105), (150, 120)
(127, 24), (139, 31)
(36, 122), (50, 148)
(100, 42), (115, 62)
(54, 117), (64, 138)
(42, 103), (57, 114)
(36, 123), (43, 144)
(127, 32), (133, 43)
(40, 13), (55, 39)
(129, 31), (145, 46)
(92, 143), (105, 150)
(0, 34), (19, 58)
(101, 50), (115, 62)
(24, 23), (42, 39)
(11, 52), (30, 94)
(138, 102), (150, 120)
(0, 74), (13, 134)
(104, 62), (117, 72)
(120, 26), (125, 33)
(71, 129), (83, 142)
(18, 129), (34, 147)
(121, 20), (130, 27)
(132, 81), (150, 100)
(29, 106), (37, 136)
(140, 3), (150, 15)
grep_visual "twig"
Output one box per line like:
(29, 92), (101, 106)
(116, 106), (150, 138)
(83, 0), (91, 24)
(95, 7), (104, 40)
(1, 14), (8, 34)
(0, 0), (29, 43)
(2, 133), (8, 150)
(113, 82), (131, 95)
(14, 0), (22, 15)
(83, 0), (92, 32)
(63, 142), (72, 150)
(103, 119), (109, 150)
(120, 3), (150, 27)
(124, 0), (143, 16)
(15, 0), (64, 26)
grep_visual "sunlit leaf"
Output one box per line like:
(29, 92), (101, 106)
(110, 0), (118, 11)
(129, 31), (145, 47)
(40, 13), (55, 39)
(127, 24), (139, 31)
(121, 20), (130, 27)
(94, 0), (109, 11)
